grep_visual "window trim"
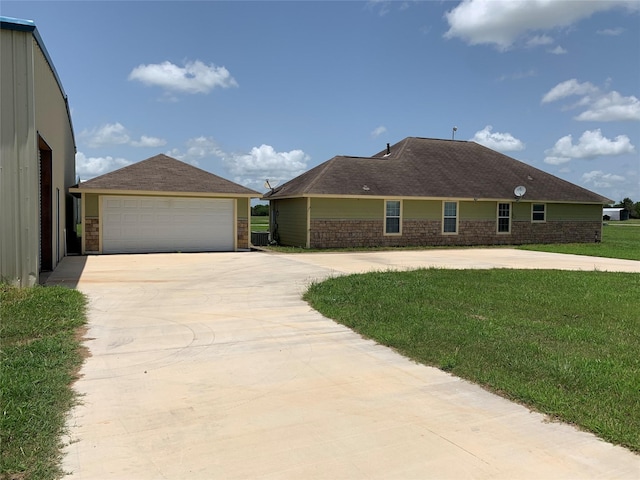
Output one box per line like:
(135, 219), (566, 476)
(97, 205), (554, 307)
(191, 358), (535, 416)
(442, 201), (458, 235)
(497, 202), (511, 234)
(531, 203), (546, 223)
(384, 199), (402, 236)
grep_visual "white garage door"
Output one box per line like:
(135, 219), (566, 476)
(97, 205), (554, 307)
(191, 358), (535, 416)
(102, 196), (234, 254)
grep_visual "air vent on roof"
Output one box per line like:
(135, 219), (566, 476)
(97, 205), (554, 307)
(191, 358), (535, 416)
(383, 143), (391, 157)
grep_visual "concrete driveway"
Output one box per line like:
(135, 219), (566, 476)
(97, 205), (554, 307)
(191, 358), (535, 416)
(47, 249), (640, 479)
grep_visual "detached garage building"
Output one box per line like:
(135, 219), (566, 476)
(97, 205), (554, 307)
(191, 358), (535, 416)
(70, 154), (260, 254)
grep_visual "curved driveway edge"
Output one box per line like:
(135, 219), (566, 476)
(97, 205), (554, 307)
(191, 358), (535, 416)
(47, 249), (640, 479)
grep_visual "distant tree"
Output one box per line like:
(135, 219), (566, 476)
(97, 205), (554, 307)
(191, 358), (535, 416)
(633, 202), (640, 219)
(615, 198), (636, 218)
(252, 204), (269, 216)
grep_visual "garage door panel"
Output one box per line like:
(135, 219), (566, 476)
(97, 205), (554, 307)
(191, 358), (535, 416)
(102, 196), (234, 254)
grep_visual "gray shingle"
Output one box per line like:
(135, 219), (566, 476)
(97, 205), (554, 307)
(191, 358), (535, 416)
(264, 137), (611, 203)
(76, 154), (260, 196)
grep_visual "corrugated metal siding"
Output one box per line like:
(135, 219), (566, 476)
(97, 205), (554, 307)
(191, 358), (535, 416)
(0, 29), (39, 286)
(1, 25), (75, 286)
(33, 41), (76, 267)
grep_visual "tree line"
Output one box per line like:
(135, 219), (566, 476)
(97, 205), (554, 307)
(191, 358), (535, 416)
(613, 198), (639, 218)
(251, 204), (269, 216)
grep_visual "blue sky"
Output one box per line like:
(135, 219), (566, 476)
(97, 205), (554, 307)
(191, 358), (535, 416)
(3, 0), (639, 202)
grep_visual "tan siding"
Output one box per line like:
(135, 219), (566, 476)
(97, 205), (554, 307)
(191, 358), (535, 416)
(512, 202), (531, 221)
(459, 201), (496, 220)
(548, 203), (602, 221)
(273, 198), (307, 246)
(0, 29), (39, 286)
(237, 197), (249, 219)
(311, 197), (381, 219)
(403, 200), (441, 219)
(85, 193), (99, 217)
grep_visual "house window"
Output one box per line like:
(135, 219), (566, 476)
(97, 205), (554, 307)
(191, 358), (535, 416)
(385, 200), (401, 235)
(498, 203), (511, 233)
(532, 203), (546, 222)
(443, 201), (458, 234)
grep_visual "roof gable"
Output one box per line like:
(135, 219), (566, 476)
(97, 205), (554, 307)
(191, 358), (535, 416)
(74, 154), (260, 196)
(265, 137), (611, 203)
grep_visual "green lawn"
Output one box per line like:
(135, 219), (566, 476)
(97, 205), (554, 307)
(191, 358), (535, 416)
(250, 215), (269, 232)
(304, 268), (640, 452)
(0, 285), (87, 480)
(1, 219), (637, 477)
(518, 221), (640, 261)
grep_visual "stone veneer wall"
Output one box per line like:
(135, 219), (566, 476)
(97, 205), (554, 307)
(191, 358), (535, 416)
(237, 219), (249, 249)
(309, 219), (602, 249)
(84, 217), (99, 252)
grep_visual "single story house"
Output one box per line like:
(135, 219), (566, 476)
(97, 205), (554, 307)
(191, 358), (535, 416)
(70, 154), (260, 254)
(263, 137), (611, 249)
(602, 208), (629, 221)
(1, 16), (77, 286)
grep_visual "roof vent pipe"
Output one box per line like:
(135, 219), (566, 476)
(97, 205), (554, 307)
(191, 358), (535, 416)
(386, 143), (390, 155)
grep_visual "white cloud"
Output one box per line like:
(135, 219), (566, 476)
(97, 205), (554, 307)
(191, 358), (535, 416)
(544, 129), (636, 164)
(526, 34), (554, 47)
(581, 170), (626, 188)
(548, 45), (567, 55)
(81, 122), (167, 148)
(168, 138), (309, 190)
(597, 27), (625, 36)
(76, 152), (131, 181)
(371, 125), (387, 138)
(541, 79), (599, 103)
(542, 79), (640, 122)
(574, 91), (640, 121)
(470, 125), (525, 152)
(167, 136), (225, 166)
(128, 60), (238, 94)
(130, 135), (167, 148)
(81, 122), (130, 148)
(225, 144), (309, 191)
(443, 0), (638, 50)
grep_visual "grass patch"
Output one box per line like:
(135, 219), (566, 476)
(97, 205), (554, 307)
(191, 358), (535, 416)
(304, 268), (640, 451)
(0, 285), (87, 480)
(519, 222), (640, 261)
(251, 216), (269, 232)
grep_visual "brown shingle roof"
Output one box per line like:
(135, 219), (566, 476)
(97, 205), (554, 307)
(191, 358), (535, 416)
(73, 154), (260, 196)
(264, 137), (611, 203)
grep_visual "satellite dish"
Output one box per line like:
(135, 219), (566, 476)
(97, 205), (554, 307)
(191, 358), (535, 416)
(514, 185), (527, 198)
(264, 179), (278, 190)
